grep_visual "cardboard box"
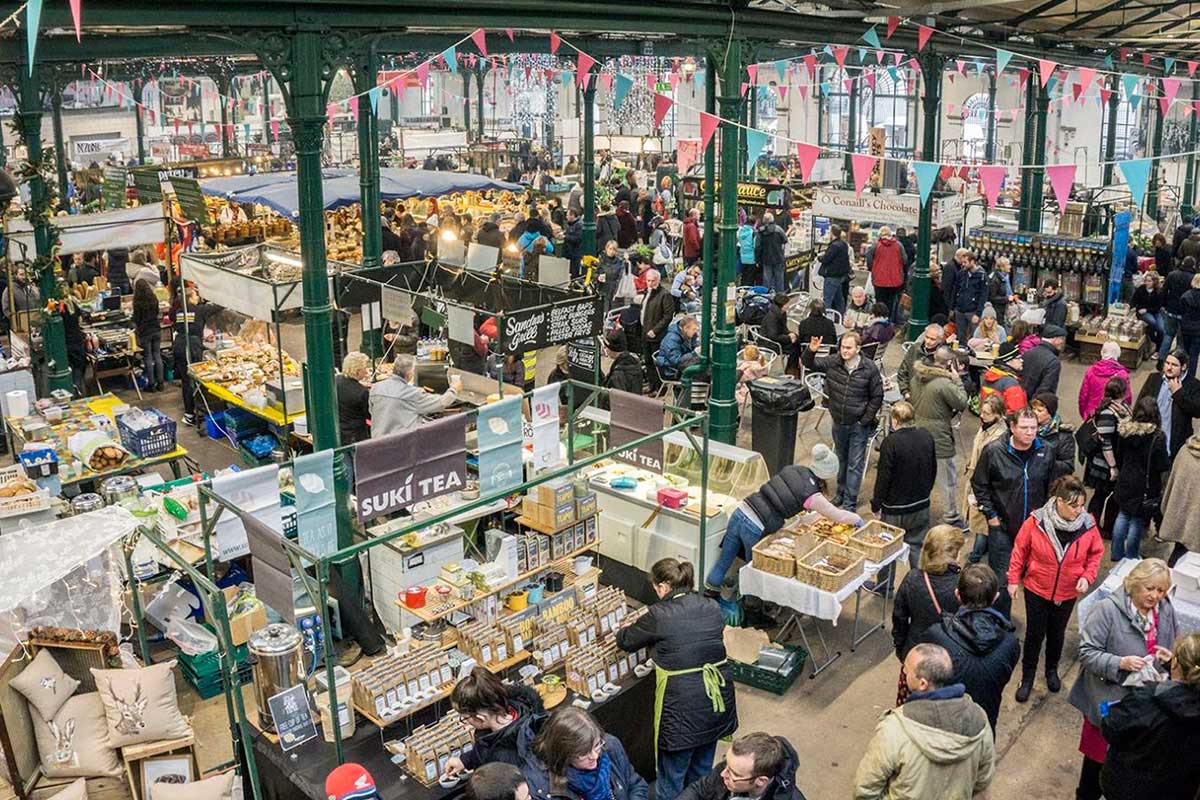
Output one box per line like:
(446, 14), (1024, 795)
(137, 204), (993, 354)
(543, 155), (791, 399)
(223, 586), (268, 646)
(576, 492), (597, 518)
(538, 481), (575, 510)
(553, 502), (576, 530)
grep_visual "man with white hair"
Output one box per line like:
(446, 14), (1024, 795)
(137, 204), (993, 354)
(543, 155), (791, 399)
(368, 354), (462, 438)
(898, 323), (945, 399)
(641, 268), (676, 393)
(755, 212), (788, 294)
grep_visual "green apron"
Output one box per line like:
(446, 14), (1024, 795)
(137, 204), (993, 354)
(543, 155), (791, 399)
(653, 659), (728, 761)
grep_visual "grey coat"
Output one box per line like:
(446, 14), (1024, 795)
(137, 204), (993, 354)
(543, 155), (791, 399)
(1068, 589), (1179, 726)
(368, 374), (457, 438)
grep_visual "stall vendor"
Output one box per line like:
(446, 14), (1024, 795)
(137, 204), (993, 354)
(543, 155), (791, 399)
(616, 558), (737, 800)
(337, 352), (373, 445)
(442, 667), (546, 779)
(368, 354), (462, 437)
(704, 444), (863, 592)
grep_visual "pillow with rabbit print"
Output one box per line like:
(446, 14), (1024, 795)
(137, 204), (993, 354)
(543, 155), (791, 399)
(11, 649), (80, 721)
(91, 661), (191, 747)
(32, 693), (122, 778)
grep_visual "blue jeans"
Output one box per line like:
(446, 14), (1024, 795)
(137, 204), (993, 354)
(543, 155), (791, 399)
(706, 508), (765, 588)
(1160, 312), (1180, 360)
(822, 277), (846, 314)
(955, 311), (978, 341)
(764, 263), (785, 295)
(1139, 310), (1167, 350)
(656, 741), (717, 800)
(1111, 511), (1148, 561)
(831, 421), (872, 508)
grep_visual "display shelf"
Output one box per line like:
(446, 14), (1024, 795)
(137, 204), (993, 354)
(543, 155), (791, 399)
(514, 513), (592, 535)
(395, 543), (599, 623)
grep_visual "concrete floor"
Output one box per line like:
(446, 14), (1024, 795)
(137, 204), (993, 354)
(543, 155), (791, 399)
(103, 326), (1164, 799)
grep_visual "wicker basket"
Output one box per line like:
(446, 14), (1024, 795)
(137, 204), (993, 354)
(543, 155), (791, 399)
(848, 520), (906, 562)
(751, 532), (799, 576)
(0, 464), (50, 518)
(795, 542), (865, 592)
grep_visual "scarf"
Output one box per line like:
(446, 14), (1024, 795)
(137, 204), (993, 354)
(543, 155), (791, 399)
(1039, 496), (1089, 561)
(1038, 413), (1062, 438)
(567, 751), (612, 800)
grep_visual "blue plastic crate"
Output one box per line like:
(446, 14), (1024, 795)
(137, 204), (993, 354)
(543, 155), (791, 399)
(116, 409), (178, 458)
(205, 411), (227, 440)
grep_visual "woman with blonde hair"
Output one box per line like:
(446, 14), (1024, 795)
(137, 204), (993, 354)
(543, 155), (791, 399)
(890, 524), (965, 704)
(337, 351), (373, 444)
(964, 394), (1008, 563)
(1069, 558), (1178, 800)
(1100, 631), (1200, 799)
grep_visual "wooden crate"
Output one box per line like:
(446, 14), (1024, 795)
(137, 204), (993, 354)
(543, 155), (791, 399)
(751, 532), (800, 576)
(795, 542), (865, 592)
(120, 734), (198, 800)
(847, 520), (905, 562)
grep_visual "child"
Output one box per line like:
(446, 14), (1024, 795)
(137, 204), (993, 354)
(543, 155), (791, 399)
(466, 763), (530, 800)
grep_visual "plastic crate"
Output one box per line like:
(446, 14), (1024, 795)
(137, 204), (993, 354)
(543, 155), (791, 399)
(727, 644), (808, 695)
(205, 411), (227, 440)
(178, 640), (249, 678)
(0, 464), (51, 518)
(117, 409), (178, 459)
(183, 661), (254, 700)
(223, 408), (267, 437)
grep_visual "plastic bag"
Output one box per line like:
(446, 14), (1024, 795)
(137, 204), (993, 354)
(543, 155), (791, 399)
(614, 265), (637, 302)
(167, 617), (218, 656)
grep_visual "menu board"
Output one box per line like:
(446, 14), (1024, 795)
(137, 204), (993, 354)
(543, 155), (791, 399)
(266, 685), (318, 751)
(499, 296), (603, 355)
(102, 167), (127, 210)
(130, 169), (163, 204)
(171, 176), (211, 225)
(567, 337), (598, 383)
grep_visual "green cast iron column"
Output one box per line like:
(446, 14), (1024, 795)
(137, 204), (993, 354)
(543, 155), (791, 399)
(710, 39), (743, 444)
(1183, 81), (1200, 219)
(18, 67), (71, 393)
(1019, 72), (1036, 230)
(908, 48), (942, 342)
(355, 54), (382, 270)
(218, 75), (231, 158)
(50, 84), (70, 207)
(262, 74), (274, 145)
(1028, 80), (1049, 234)
(288, 30), (355, 586)
(1147, 95), (1165, 221)
(132, 81), (147, 165)
(703, 52), (717, 292)
(737, 93), (748, 175)
(1102, 75), (1119, 187)
(984, 68), (997, 164)
(845, 75), (859, 183)
(462, 70), (472, 135)
(475, 64), (486, 141)
(581, 81), (596, 255)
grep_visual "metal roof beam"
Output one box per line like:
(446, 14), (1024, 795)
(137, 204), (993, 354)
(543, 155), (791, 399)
(1058, 0), (1143, 31)
(1093, 1), (1192, 37)
(1008, 0), (1072, 24)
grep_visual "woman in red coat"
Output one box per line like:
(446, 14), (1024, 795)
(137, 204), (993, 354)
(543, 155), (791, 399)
(1007, 475), (1104, 704)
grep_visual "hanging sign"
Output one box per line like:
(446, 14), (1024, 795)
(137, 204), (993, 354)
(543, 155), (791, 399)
(1108, 211), (1131, 306)
(610, 390), (665, 472)
(868, 127), (886, 189)
(266, 685), (318, 751)
(477, 396), (524, 496)
(678, 177), (792, 208)
(810, 187), (963, 228)
(567, 337), (598, 383)
(129, 169), (163, 204)
(353, 415), (467, 522)
(784, 250), (813, 285)
(102, 166), (127, 209)
(294, 449), (337, 559)
(498, 296), (603, 356)
(171, 176), (211, 225)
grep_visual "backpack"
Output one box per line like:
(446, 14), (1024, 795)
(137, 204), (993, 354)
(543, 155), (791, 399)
(736, 293), (771, 325)
(1075, 416), (1101, 464)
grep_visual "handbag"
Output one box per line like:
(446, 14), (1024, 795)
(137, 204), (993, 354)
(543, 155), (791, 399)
(614, 262), (637, 302)
(1075, 415), (1102, 464)
(1139, 438), (1163, 520)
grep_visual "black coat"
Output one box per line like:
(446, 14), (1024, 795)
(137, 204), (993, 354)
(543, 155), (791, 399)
(1136, 371), (1200, 458)
(563, 218), (583, 260)
(744, 465), (823, 535)
(615, 591), (737, 751)
(1041, 290), (1068, 328)
(919, 608), (1020, 731)
(677, 736), (807, 800)
(817, 238), (851, 279)
(597, 214), (620, 248)
(970, 433), (1057, 540)
(1101, 681), (1200, 800)
(871, 426), (936, 515)
(641, 287), (676, 342)
(1038, 421), (1077, 480)
(760, 304), (792, 350)
(799, 351), (884, 428)
(891, 565), (961, 660)
(793, 314), (837, 346)
(755, 224), (787, 269)
(1164, 265), (1195, 315)
(460, 683), (544, 770)
(604, 353), (643, 403)
(336, 374), (371, 445)
(1019, 341), (1061, 398)
(106, 248), (131, 293)
(1181, 287), (1200, 337)
(987, 271), (1010, 318)
(1114, 421), (1170, 518)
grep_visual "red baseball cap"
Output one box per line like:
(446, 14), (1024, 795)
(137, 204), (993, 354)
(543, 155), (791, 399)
(326, 763), (378, 800)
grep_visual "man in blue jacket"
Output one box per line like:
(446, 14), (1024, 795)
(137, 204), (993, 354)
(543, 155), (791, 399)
(951, 253), (987, 340)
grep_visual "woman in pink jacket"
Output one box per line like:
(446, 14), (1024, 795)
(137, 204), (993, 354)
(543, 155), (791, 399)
(1078, 340), (1133, 421)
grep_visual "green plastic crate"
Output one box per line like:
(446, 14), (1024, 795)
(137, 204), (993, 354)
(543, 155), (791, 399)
(184, 662), (254, 700)
(726, 644), (808, 695)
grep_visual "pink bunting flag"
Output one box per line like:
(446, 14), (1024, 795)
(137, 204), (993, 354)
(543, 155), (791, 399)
(326, 102), (338, 119)
(505, 28), (514, 41)
(955, 60), (966, 75)
(875, 50), (885, 65)
(1163, 76), (1182, 108)
(803, 53), (817, 79)
(833, 46), (849, 69)
(69, 0), (82, 41)
(947, 74), (956, 85)
(577, 52), (596, 87)
(349, 96), (359, 121)
(850, 153), (878, 197)
(549, 32), (561, 54)
(917, 25), (933, 51)
(1071, 83), (1083, 103)
(270, 120), (280, 138)
(864, 70), (876, 90)
(1160, 97), (1171, 116)
(1076, 67), (1096, 95)
(1119, 47), (1130, 61)
(1189, 61), (1199, 77)
(1099, 86), (1113, 105)
(1010, 108), (1020, 122)
(699, 111), (720, 149)
(647, 73), (658, 90)
(1142, 53), (1152, 67)
(740, 82), (749, 97)
(796, 142), (821, 182)
(600, 72), (614, 92)
(1017, 67), (1030, 86)
(416, 62), (430, 86)
(843, 77), (854, 93)
(471, 29), (488, 57)
(1193, 100), (1200, 116)
(669, 73), (679, 90)
(1046, 164), (1077, 212)
(797, 83), (809, 102)
(653, 94), (673, 127)
(893, 52), (904, 66)
(1037, 59), (1056, 86)
(993, 109), (1003, 122)
(886, 16), (900, 38)
(778, 84), (787, 100)
(747, 64), (759, 84)
(977, 165), (1005, 208)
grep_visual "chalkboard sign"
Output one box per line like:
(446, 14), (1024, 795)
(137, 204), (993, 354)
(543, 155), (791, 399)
(130, 169), (163, 204)
(102, 167), (127, 210)
(171, 176), (211, 225)
(266, 684), (318, 751)
(499, 295), (602, 355)
(567, 337), (598, 383)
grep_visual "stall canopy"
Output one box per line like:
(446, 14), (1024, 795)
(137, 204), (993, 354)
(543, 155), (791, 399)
(181, 244), (341, 320)
(199, 169), (522, 218)
(6, 204), (167, 257)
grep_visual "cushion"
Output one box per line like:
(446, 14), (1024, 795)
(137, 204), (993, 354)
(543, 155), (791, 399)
(150, 772), (235, 800)
(10, 649), (81, 721)
(47, 778), (88, 800)
(32, 693), (122, 778)
(90, 661), (191, 747)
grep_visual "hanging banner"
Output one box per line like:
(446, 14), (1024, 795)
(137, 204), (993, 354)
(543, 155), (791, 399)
(211, 464), (283, 561)
(610, 390), (665, 473)
(498, 296), (603, 356)
(1109, 211), (1131, 306)
(102, 166), (127, 209)
(477, 396), (524, 496)
(171, 176), (211, 225)
(294, 449), (337, 559)
(353, 416), (467, 522)
(809, 187), (963, 228)
(678, 177), (793, 209)
(530, 384), (563, 470)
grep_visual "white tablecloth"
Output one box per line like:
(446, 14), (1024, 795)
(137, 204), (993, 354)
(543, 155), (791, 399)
(738, 544), (909, 625)
(1077, 558), (1200, 634)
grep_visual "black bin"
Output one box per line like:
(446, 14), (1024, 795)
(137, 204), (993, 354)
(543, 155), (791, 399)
(749, 376), (812, 476)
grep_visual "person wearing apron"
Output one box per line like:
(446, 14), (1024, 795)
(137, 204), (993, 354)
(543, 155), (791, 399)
(615, 558), (737, 800)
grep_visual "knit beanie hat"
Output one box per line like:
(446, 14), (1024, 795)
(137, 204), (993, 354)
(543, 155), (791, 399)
(996, 341), (1021, 365)
(326, 764), (378, 800)
(1034, 393), (1059, 418)
(809, 443), (840, 481)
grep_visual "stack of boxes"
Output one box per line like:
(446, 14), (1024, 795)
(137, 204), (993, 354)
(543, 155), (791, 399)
(350, 647), (454, 722)
(1172, 553), (1200, 605)
(456, 620), (511, 667)
(396, 714), (475, 785)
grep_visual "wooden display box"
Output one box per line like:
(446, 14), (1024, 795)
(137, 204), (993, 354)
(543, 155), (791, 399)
(120, 735), (199, 800)
(1075, 333), (1150, 371)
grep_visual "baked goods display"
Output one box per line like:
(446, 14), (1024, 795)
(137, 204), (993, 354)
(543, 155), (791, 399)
(190, 340), (300, 400)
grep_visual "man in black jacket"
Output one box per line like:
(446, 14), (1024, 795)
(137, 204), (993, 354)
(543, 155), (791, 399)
(870, 401), (937, 589)
(817, 226), (851, 314)
(1040, 278), (1068, 328)
(919, 564), (1020, 733)
(802, 331), (884, 510)
(755, 212), (788, 294)
(602, 333), (643, 407)
(1138, 349), (1200, 460)
(562, 209), (583, 277)
(1162, 256), (1196, 363)
(1020, 324), (1065, 398)
(677, 733), (807, 800)
(970, 407), (1057, 617)
(640, 270), (676, 393)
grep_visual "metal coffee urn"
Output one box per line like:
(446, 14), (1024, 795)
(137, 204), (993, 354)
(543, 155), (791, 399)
(248, 623), (304, 733)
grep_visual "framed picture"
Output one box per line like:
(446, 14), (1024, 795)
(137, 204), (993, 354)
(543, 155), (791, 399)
(141, 755), (194, 800)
